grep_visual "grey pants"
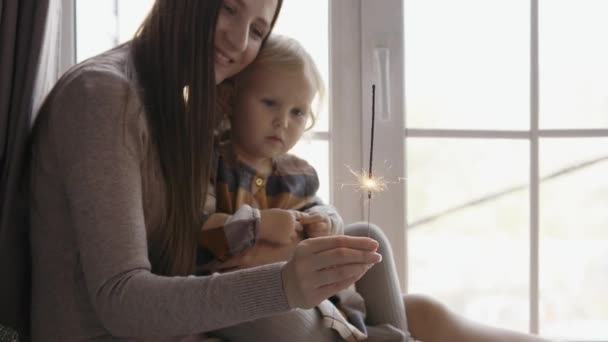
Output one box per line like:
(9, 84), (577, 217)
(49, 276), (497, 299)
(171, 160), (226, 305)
(209, 222), (409, 342)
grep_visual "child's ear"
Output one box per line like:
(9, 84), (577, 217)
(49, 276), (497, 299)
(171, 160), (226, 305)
(305, 111), (317, 131)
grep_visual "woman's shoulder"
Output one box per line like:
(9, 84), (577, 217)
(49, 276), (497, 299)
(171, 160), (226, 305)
(41, 43), (145, 123)
(55, 43), (138, 97)
(34, 43), (148, 160)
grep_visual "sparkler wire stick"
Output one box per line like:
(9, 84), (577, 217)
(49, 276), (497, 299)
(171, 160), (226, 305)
(367, 85), (376, 237)
(368, 85), (376, 200)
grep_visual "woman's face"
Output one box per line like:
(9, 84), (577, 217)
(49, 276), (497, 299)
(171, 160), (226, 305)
(214, 0), (279, 84)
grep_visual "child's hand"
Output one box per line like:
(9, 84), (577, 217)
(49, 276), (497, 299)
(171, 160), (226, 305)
(298, 213), (333, 238)
(259, 209), (303, 245)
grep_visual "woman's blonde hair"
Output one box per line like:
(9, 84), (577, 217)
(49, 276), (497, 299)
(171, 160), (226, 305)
(219, 34), (325, 131)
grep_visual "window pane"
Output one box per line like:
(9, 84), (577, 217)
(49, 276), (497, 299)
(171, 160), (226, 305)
(407, 138), (529, 332)
(539, 138), (608, 340)
(404, 0), (529, 130)
(291, 138), (329, 203)
(76, 1), (116, 62)
(116, 1), (155, 42)
(76, 0), (153, 62)
(273, 1), (329, 133)
(539, 1), (608, 129)
(272, 1), (330, 203)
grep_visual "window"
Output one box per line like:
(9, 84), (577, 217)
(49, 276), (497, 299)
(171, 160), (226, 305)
(75, 0), (154, 62)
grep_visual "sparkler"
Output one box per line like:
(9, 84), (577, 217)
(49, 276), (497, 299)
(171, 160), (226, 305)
(343, 166), (388, 194)
(365, 85), (377, 236)
(368, 85), (376, 199)
(340, 86), (382, 236)
(340, 85), (386, 196)
(340, 85), (401, 236)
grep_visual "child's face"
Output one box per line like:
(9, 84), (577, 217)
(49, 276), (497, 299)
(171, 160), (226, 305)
(231, 66), (315, 168)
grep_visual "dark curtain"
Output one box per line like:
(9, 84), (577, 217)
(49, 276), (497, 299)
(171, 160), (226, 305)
(0, 0), (50, 340)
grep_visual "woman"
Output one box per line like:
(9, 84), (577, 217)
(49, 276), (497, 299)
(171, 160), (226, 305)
(28, 1), (380, 341)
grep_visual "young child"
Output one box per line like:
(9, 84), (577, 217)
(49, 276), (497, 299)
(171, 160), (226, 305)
(197, 34), (341, 267)
(196, 35), (414, 342)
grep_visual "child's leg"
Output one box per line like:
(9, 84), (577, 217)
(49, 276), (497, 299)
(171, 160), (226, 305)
(404, 294), (556, 342)
(345, 222), (409, 332)
(209, 308), (337, 342)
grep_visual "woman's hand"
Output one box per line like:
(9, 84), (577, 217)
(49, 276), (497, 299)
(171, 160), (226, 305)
(281, 235), (382, 310)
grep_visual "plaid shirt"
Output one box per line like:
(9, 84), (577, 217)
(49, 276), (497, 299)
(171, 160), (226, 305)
(199, 143), (369, 341)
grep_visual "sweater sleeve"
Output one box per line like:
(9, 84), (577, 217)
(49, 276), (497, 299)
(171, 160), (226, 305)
(199, 204), (260, 261)
(54, 70), (290, 338)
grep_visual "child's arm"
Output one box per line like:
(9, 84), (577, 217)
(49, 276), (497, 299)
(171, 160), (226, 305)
(200, 208), (303, 273)
(199, 205), (258, 262)
(198, 181), (263, 262)
(200, 206), (302, 262)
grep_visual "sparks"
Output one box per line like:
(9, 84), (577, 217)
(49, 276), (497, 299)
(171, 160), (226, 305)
(341, 166), (389, 195)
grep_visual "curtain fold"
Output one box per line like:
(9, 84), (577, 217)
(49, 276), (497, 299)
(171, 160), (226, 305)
(0, 0), (50, 340)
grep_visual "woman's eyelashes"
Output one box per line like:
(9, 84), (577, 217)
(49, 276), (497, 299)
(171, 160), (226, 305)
(222, 3), (237, 15)
(222, 2), (265, 40)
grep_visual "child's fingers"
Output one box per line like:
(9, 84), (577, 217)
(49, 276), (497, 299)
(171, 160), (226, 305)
(306, 222), (330, 238)
(290, 210), (309, 219)
(297, 213), (323, 224)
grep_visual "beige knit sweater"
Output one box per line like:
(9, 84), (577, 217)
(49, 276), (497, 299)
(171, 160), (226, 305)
(29, 44), (290, 342)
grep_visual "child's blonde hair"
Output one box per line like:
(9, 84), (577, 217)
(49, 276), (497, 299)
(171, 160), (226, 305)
(219, 34), (325, 131)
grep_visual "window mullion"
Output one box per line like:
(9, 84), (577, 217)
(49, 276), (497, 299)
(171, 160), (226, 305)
(530, 0), (540, 335)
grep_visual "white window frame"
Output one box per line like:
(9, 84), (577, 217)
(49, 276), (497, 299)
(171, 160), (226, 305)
(330, 0), (408, 293)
